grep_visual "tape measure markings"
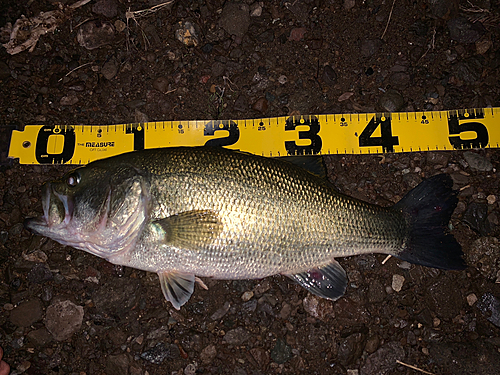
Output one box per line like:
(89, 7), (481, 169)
(8, 107), (500, 165)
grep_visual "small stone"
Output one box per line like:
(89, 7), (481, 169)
(92, 0), (118, 18)
(250, 3), (263, 17)
(303, 294), (334, 320)
(391, 274), (405, 292)
(241, 291), (254, 301)
(463, 202), (491, 236)
(360, 39), (382, 58)
(224, 327), (250, 345)
(433, 317), (441, 327)
(378, 89), (405, 112)
(200, 345), (217, 365)
(141, 343), (180, 365)
(60, 93), (79, 106)
(219, 2), (250, 38)
(175, 21), (199, 47)
(289, 27), (307, 42)
(27, 263), (53, 284)
(278, 75), (287, 84)
(487, 195), (496, 205)
(322, 65), (337, 86)
(467, 293), (478, 306)
(466, 237), (500, 280)
(463, 152), (493, 171)
(338, 92), (354, 101)
(44, 300), (84, 341)
(114, 19), (126, 33)
(106, 353), (130, 375)
(234, 94), (248, 112)
(152, 77), (169, 93)
(101, 59), (118, 80)
(250, 347), (270, 369)
(77, 20), (116, 50)
(344, 0), (356, 10)
(10, 298), (44, 327)
(252, 97), (268, 113)
(270, 338), (292, 364)
(476, 39), (492, 55)
(360, 342), (405, 375)
(184, 363), (197, 375)
(211, 301), (231, 320)
(477, 293), (500, 328)
(448, 17), (485, 44)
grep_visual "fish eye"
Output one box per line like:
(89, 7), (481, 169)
(66, 172), (81, 187)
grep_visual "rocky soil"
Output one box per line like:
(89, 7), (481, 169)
(0, 0), (499, 374)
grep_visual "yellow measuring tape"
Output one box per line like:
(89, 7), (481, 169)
(8, 108), (500, 165)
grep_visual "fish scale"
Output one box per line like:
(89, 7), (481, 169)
(25, 146), (466, 309)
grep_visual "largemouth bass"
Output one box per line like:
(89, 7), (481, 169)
(25, 147), (466, 309)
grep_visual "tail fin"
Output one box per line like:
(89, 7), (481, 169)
(393, 174), (466, 270)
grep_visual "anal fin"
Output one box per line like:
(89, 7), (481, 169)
(158, 271), (195, 310)
(286, 260), (347, 301)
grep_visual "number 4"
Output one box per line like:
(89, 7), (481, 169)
(359, 115), (399, 153)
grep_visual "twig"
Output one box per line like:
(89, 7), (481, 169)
(381, 255), (392, 264)
(58, 62), (92, 81)
(396, 360), (436, 375)
(381, 0), (397, 40)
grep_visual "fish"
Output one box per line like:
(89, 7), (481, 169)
(25, 147), (466, 309)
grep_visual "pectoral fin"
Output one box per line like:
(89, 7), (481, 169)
(155, 210), (223, 250)
(286, 260), (347, 301)
(158, 271), (195, 310)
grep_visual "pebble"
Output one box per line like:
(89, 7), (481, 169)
(60, 92), (79, 106)
(303, 294), (334, 320)
(210, 301), (231, 320)
(200, 344), (217, 365)
(77, 20), (116, 50)
(447, 17), (484, 44)
(10, 298), (44, 327)
(378, 89), (405, 112)
(467, 293), (478, 306)
(463, 202), (491, 236)
(252, 97), (268, 113)
(344, 0), (356, 10)
(44, 300), (84, 341)
(92, 0), (118, 18)
(175, 21), (199, 47)
(270, 338), (292, 364)
(224, 327), (251, 345)
(153, 76), (170, 93)
(322, 65), (337, 86)
(463, 152), (493, 172)
(106, 353), (130, 375)
(0, 61), (11, 80)
(391, 274), (405, 292)
(27, 263), (53, 284)
(289, 28), (307, 42)
(141, 343), (180, 364)
(250, 347), (270, 369)
(466, 237), (500, 280)
(428, 279), (463, 319)
(250, 2), (263, 17)
(184, 363), (197, 375)
(487, 195), (496, 205)
(477, 293), (500, 328)
(114, 19), (126, 33)
(360, 341), (404, 375)
(278, 75), (287, 85)
(241, 291), (254, 301)
(360, 39), (382, 58)
(338, 333), (365, 365)
(101, 59), (118, 80)
(219, 2), (251, 38)
(338, 92), (354, 102)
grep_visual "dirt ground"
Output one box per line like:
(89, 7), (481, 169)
(1, 0), (500, 374)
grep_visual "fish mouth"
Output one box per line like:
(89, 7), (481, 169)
(25, 182), (74, 234)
